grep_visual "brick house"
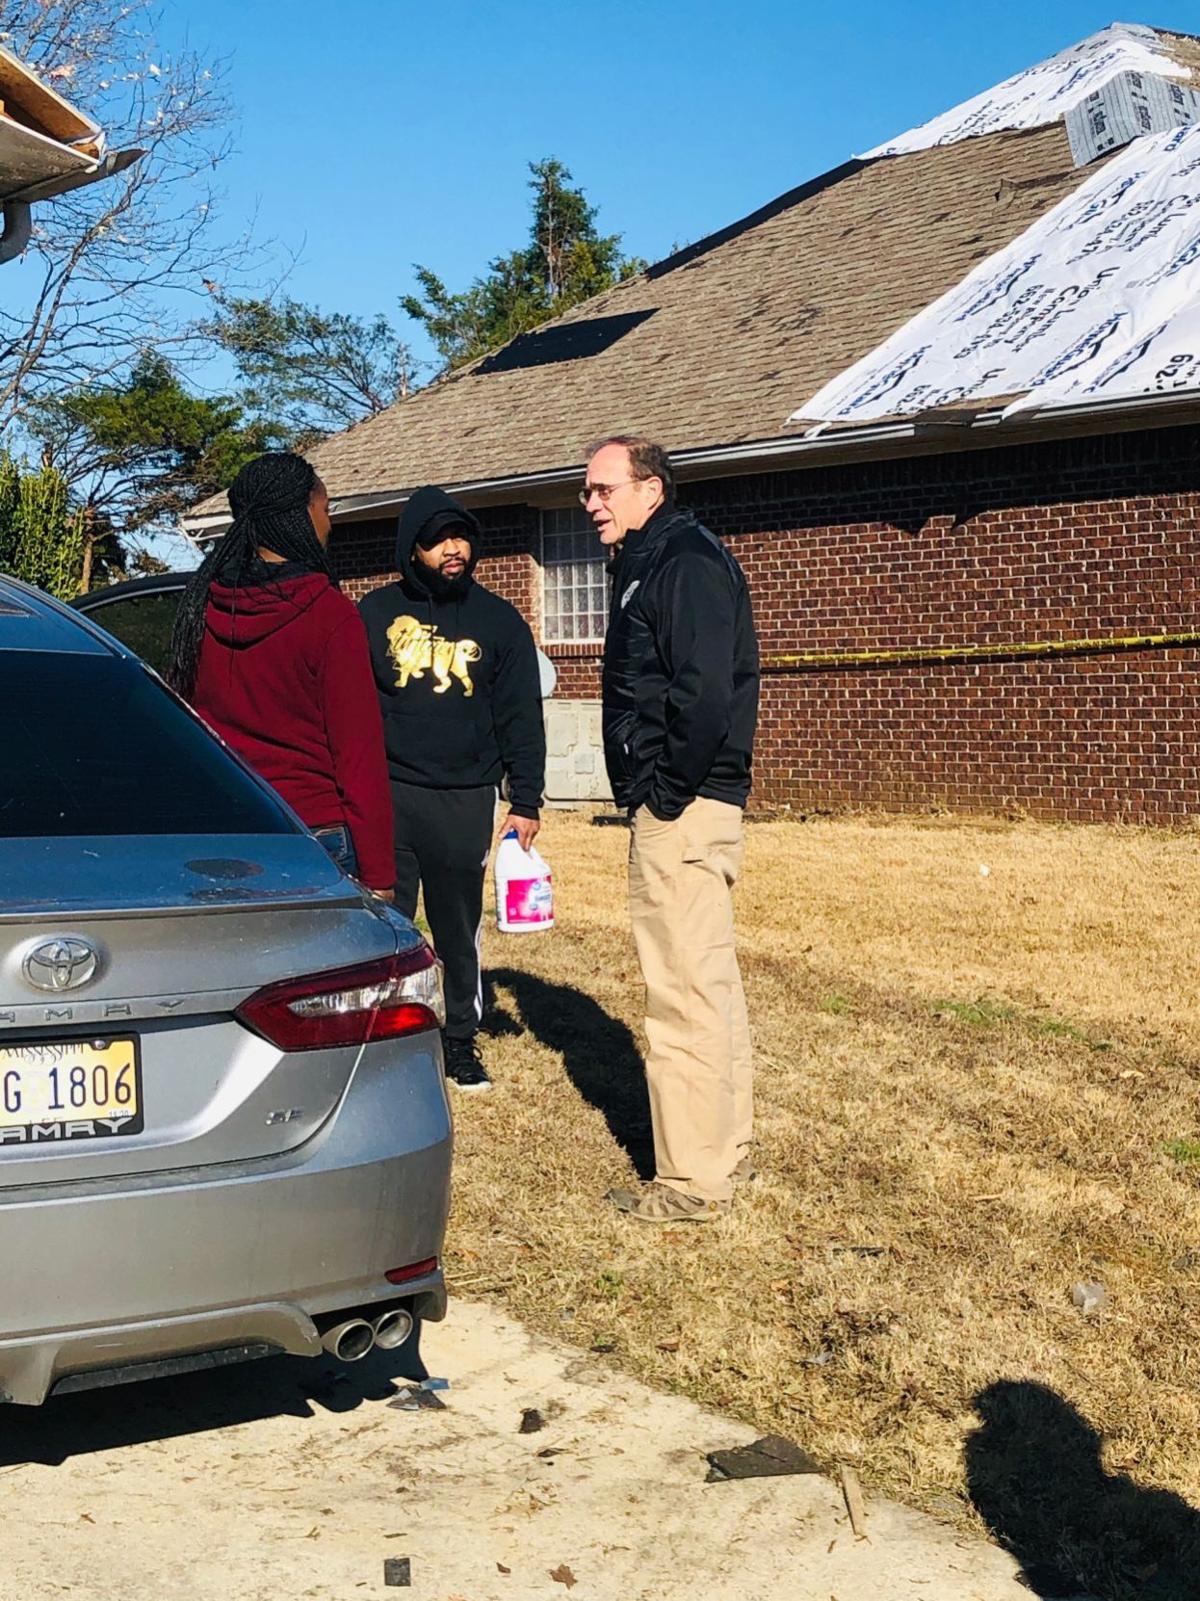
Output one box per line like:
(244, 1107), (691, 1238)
(188, 24), (1200, 822)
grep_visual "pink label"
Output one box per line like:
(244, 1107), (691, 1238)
(504, 874), (553, 924)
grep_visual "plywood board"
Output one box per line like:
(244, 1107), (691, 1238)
(0, 116), (94, 200)
(0, 45), (98, 145)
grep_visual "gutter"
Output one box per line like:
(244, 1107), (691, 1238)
(0, 148), (143, 267)
(181, 386), (1200, 543)
(3, 146), (143, 207)
(0, 200), (30, 264)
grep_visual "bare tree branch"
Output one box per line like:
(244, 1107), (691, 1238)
(0, 1), (265, 433)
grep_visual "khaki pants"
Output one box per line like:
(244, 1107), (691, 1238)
(628, 798), (752, 1204)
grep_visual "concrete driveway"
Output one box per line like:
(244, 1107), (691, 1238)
(0, 1301), (1030, 1600)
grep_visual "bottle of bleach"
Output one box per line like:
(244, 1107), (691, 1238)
(494, 829), (554, 934)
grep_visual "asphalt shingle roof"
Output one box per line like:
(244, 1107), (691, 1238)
(192, 27), (1200, 517)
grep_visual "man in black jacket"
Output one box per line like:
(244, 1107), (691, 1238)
(588, 436), (759, 1221)
(360, 486), (545, 1090)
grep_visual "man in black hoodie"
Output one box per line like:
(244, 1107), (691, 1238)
(587, 435), (759, 1223)
(359, 486), (546, 1090)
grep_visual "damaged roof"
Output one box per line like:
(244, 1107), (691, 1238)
(189, 24), (1200, 525)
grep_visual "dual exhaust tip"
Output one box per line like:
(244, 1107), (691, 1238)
(318, 1305), (414, 1362)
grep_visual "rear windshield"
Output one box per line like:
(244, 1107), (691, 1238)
(1, 651), (293, 838)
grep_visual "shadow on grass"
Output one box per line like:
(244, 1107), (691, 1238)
(0, 1322), (430, 1469)
(965, 1380), (1200, 1599)
(486, 966), (654, 1180)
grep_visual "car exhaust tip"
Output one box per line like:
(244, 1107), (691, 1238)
(320, 1318), (375, 1362)
(372, 1307), (414, 1350)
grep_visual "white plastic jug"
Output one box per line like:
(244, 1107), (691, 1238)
(494, 830), (554, 933)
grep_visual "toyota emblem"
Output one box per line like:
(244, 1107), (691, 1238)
(22, 937), (100, 993)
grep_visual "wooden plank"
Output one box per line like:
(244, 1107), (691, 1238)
(840, 1465), (869, 1540)
(0, 46), (98, 145)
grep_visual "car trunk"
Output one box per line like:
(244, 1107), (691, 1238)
(0, 834), (402, 1187)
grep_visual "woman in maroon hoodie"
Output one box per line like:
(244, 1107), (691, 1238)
(168, 452), (395, 898)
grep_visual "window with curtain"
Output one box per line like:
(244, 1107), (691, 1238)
(540, 506), (609, 644)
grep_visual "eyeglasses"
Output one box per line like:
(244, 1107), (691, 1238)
(578, 479), (639, 506)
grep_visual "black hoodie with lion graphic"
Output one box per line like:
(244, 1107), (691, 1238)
(357, 486), (545, 818)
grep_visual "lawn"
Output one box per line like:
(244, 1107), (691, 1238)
(450, 809), (1200, 1594)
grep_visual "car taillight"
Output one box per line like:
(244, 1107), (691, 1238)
(386, 1257), (439, 1285)
(236, 947), (445, 1051)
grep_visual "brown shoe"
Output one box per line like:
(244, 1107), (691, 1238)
(732, 1151), (757, 1185)
(605, 1181), (729, 1223)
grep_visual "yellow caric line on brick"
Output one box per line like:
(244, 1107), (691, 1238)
(762, 630), (1200, 670)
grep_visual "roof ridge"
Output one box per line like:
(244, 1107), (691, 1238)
(1152, 24), (1200, 44)
(643, 160), (864, 282)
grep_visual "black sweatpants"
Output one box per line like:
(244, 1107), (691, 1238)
(391, 780), (495, 1039)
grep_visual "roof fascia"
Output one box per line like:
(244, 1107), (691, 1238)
(182, 390), (1200, 543)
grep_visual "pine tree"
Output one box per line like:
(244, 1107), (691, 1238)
(403, 158), (645, 370)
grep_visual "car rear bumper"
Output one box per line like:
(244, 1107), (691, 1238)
(0, 1035), (452, 1404)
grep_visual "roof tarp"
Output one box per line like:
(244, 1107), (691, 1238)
(863, 22), (1187, 157)
(793, 122), (1200, 425)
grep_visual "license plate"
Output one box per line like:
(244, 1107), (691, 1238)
(0, 1038), (142, 1144)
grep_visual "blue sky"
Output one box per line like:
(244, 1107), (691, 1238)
(166, 3), (1200, 379)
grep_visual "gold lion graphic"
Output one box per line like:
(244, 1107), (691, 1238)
(386, 614), (481, 697)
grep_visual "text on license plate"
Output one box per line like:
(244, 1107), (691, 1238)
(0, 1038), (142, 1143)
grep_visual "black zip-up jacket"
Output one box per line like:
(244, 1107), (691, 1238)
(602, 504), (759, 819)
(358, 487), (546, 818)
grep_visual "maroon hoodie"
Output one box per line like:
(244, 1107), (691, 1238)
(193, 572), (395, 891)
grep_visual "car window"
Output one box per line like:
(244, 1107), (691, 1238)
(81, 589), (180, 675)
(0, 651), (293, 838)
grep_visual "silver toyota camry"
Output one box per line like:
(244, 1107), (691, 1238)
(0, 576), (452, 1404)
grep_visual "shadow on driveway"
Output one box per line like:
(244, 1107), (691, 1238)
(0, 1322), (430, 1470)
(965, 1378), (1200, 1599)
(486, 966), (654, 1180)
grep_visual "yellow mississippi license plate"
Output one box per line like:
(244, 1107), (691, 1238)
(0, 1038), (142, 1145)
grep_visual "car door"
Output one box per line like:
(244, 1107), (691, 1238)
(70, 574), (186, 675)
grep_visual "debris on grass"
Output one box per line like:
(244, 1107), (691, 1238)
(800, 1347), (834, 1368)
(519, 1407), (547, 1434)
(706, 1435), (821, 1482)
(549, 1563), (577, 1588)
(1071, 1281), (1108, 1316)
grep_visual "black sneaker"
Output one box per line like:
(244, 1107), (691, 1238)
(443, 1034), (492, 1092)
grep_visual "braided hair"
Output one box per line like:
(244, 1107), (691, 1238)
(168, 452), (336, 697)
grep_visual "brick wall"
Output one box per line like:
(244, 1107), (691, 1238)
(336, 505), (540, 613)
(336, 424), (1200, 823)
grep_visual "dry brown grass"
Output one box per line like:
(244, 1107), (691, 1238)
(450, 810), (1200, 1593)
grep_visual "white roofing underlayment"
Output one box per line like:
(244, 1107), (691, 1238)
(861, 22), (1187, 158)
(794, 30), (1200, 427)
